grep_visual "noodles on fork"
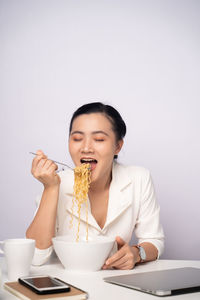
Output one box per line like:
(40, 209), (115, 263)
(70, 163), (91, 242)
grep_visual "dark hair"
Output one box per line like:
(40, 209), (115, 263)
(69, 102), (126, 159)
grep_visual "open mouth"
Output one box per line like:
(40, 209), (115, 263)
(80, 158), (98, 170)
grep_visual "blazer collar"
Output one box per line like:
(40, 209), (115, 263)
(104, 162), (132, 229)
(111, 161), (132, 191)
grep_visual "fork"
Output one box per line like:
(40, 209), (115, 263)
(29, 152), (74, 170)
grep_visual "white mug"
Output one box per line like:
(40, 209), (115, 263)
(0, 238), (35, 281)
(0, 265), (2, 288)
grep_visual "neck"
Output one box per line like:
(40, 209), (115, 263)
(89, 171), (112, 194)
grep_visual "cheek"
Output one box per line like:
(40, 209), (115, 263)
(68, 142), (73, 155)
(97, 142), (116, 157)
(68, 142), (78, 157)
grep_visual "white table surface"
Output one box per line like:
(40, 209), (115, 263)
(0, 257), (200, 300)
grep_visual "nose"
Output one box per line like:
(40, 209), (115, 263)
(81, 138), (94, 154)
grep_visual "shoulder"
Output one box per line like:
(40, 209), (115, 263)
(113, 161), (151, 181)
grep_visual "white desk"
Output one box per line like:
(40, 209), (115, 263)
(1, 257), (200, 299)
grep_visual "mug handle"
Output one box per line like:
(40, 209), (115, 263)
(0, 241), (4, 254)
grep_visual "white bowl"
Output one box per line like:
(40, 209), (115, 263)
(52, 235), (115, 271)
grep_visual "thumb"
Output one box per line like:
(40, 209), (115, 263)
(115, 236), (126, 250)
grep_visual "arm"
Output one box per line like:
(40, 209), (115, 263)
(134, 170), (165, 258)
(26, 150), (61, 249)
(103, 169), (164, 270)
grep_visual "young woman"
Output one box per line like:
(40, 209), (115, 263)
(26, 102), (164, 269)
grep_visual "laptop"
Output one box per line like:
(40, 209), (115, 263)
(104, 267), (200, 296)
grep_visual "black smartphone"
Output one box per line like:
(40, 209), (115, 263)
(18, 275), (71, 294)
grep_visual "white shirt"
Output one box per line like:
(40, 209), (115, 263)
(32, 162), (164, 265)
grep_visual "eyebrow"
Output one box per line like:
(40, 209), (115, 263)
(71, 130), (109, 136)
(70, 131), (84, 135)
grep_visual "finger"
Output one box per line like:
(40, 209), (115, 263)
(36, 149), (45, 156)
(35, 150), (47, 162)
(43, 159), (54, 170)
(108, 255), (128, 268)
(102, 259), (131, 270)
(46, 161), (58, 171)
(46, 163), (58, 174)
(37, 158), (48, 170)
(32, 159), (48, 178)
(114, 255), (136, 270)
(31, 150), (47, 171)
(105, 248), (125, 266)
(102, 264), (113, 270)
(116, 236), (126, 249)
(109, 253), (135, 270)
(114, 262), (132, 270)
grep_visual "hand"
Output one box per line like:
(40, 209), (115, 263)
(31, 150), (61, 188)
(102, 236), (138, 270)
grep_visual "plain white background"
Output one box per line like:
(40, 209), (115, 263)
(0, 0), (199, 259)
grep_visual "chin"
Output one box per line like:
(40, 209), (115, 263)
(90, 171), (99, 184)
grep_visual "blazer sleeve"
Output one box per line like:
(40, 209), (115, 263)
(134, 170), (165, 258)
(31, 194), (54, 266)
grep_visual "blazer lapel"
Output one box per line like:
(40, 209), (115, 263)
(65, 193), (100, 230)
(104, 162), (132, 229)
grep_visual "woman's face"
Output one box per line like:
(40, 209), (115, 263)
(69, 113), (123, 184)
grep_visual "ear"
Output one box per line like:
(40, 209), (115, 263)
(115, 139), (124, 155)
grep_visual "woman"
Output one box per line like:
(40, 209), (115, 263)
(26, 102), (164, 269)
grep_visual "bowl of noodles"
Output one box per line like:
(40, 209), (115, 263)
(52, 164), (115, 271)
(52, 235), (115, 271)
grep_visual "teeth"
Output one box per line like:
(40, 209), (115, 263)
(81, 158), (97, 163)
(82, 159), (94, 161)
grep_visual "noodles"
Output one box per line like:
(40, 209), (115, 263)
(70, 163), (91, 242)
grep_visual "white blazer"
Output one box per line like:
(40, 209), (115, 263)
(32, 162), (164, 265)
